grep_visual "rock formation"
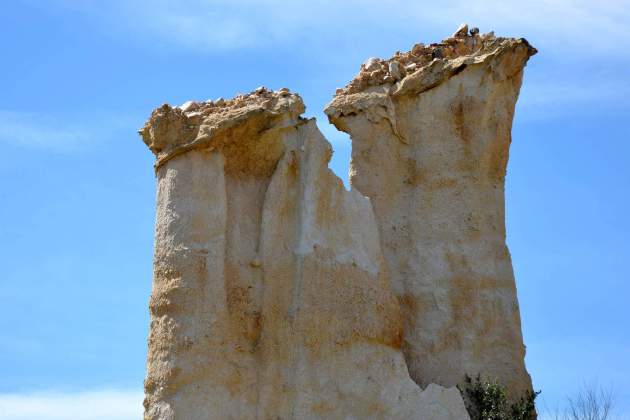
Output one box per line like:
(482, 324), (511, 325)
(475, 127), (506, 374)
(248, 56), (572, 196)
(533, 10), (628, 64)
(140, 89), (469, 419)
(325, 24), (536, 397)
(139, 26), (535, 419)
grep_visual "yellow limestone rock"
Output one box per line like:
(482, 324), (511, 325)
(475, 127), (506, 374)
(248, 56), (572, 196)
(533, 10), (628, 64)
(139, 88), (470, 419)
(325, 28), (537, 397)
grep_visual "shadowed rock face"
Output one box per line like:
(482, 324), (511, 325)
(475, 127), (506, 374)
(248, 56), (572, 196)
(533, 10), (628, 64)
(139, 88), (469, 419)
(325, 26), (536, 397)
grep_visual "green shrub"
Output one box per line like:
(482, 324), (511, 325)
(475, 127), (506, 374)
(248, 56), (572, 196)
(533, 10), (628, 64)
(458, 374), (540, 420)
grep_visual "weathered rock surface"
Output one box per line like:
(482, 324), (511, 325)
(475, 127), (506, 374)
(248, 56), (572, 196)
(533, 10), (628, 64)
(325, 29), (536, 397)
(140, 88), (470, 419)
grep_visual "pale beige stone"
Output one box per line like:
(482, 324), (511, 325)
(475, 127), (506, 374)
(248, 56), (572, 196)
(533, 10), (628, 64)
(140, 89), (470, 419)
(325, 28), (536, 398)
(452, 23), (469, 38)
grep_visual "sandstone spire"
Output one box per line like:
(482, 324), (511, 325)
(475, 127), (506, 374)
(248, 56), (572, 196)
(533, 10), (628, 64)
(139, 88), (469, 419)
(325, 28), (537, 397)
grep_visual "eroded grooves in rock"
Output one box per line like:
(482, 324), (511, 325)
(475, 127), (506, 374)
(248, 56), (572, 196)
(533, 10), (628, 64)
(140, 88), (470, 419)
(325, 26), (536, 397)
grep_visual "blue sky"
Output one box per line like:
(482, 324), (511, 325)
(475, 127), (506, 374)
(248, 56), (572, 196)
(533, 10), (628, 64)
(1, 1), (629, 418)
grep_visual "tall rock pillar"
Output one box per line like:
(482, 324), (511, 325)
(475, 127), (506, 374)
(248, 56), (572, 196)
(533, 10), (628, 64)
(139, 89), (470, 419)
(325, 26), (536, 397)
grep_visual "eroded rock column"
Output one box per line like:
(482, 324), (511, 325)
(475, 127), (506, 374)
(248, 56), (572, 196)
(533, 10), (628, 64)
(325, 26), (536, 397)
(140, 89), (470, 419)
(139, 91), (303, 419)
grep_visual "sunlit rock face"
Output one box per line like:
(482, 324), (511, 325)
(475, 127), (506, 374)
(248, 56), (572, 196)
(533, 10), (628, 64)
(325, 25), (536, 398)
(138, 25), (535, 420)
(139, 88), (469, 419)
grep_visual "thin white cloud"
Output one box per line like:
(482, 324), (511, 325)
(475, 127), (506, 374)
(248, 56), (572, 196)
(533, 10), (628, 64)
(0, 111), (89, 152)
(0, 111), (138, 152)
(0, 389), (143, 420)
(517, 76), (630, 120)
(420, 0), (630, 54)
(52, 0), (630, 54)
(41, 0), (630, 119)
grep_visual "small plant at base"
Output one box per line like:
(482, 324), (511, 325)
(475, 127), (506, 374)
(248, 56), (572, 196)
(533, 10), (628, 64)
(458, 374), (540, 420)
